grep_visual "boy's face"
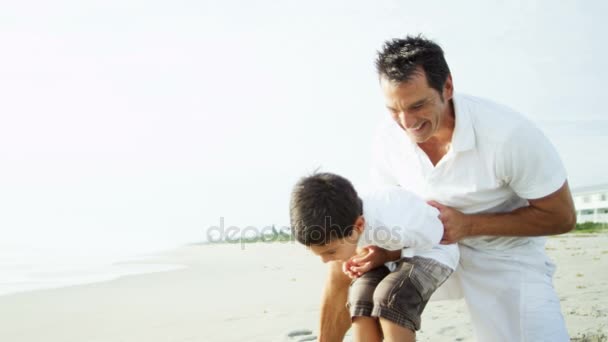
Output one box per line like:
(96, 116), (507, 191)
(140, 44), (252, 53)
(307, 216), (364, 264)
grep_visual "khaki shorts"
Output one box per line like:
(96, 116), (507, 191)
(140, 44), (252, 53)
(347, 256), (453, 331)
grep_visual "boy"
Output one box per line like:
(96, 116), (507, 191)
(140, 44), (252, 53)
(290, 172), (458, 341)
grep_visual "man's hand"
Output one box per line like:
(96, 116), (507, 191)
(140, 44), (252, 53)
(428, 182), (576, 242)
(428, 200), (473, 244)
(342, 245), (389, 279)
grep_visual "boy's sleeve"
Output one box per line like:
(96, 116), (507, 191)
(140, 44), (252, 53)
(379, 188), (443, 253)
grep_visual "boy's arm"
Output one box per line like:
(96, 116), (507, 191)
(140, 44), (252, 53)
(344, 246), (401, 278)
(318, 261), (352, 341)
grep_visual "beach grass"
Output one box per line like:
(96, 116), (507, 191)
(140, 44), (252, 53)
(573, 222), (608, 234)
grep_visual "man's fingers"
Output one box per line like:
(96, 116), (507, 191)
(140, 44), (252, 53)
(427, 200), (442, 209)
(440, 239), (453, 245)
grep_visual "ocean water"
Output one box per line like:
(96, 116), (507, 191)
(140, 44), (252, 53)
(0, 241), (188, 297)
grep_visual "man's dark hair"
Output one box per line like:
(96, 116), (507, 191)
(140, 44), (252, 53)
(376, 35), (451, 95)
(290, 172), (363, 246)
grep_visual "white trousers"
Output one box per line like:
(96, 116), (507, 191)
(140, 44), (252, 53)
(431, 243), (569, 342)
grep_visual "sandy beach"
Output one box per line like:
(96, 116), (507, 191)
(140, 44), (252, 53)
(0, 234), (606, 342)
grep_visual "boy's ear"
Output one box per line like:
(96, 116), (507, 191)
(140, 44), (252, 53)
(354, 215), (365, 234)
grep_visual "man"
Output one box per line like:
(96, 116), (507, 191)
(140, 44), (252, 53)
(318, 36), (576, 341)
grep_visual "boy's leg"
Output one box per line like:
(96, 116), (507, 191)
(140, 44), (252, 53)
(348, 265), (391, 342)
(379, 318), (416, 342)
(352, 317), (382, 342)
(371, 257), (453, 337)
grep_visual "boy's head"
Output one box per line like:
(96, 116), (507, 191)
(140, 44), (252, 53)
(289, 172), (365, 263)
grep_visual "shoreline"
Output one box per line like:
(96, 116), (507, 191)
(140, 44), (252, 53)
(0, 243), (190, 298)
(0, 262), (187, 298)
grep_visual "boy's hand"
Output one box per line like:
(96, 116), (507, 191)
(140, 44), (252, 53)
(342, 246), (389, 279)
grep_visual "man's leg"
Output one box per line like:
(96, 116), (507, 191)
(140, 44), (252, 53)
(459, 244), (569, 342)
(318, 261), (352, 342)
(518, 251), (568, 342)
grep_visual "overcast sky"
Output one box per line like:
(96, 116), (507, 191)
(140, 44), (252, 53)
(0, 0), (606, 252)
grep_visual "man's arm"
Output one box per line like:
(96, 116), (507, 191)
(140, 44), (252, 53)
(318, 261), (352, 342)
(430, 181), (576, 244)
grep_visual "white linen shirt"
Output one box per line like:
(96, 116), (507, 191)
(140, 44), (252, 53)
(370, 93), (567, 251)
(358, 187), (459, 270)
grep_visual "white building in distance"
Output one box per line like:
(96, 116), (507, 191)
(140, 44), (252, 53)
(572, 183), (608, 223)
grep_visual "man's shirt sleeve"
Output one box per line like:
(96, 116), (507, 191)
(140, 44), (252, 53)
(496, 119), (567, 199)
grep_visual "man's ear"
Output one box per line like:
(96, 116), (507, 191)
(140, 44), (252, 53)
(443, 74), (454, 101)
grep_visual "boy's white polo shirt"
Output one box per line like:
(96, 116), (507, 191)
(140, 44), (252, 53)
(357, 187), (459, 270)
(371, 93), (567, 251)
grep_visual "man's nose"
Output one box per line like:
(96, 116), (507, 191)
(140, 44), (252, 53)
(396, 111), (415, 128)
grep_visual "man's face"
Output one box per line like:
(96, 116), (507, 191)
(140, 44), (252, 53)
(380, 70), (453, 143)
(308, 230), (360, 264)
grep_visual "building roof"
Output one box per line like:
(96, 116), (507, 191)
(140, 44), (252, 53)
(572, 183), (608, 195)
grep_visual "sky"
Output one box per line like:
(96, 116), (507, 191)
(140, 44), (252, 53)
(0, 0), (606, 252)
